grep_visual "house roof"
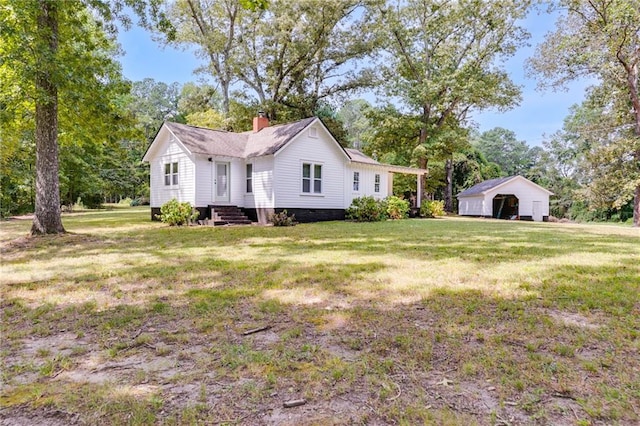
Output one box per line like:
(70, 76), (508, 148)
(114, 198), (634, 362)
(244, 117), (316, 157)
(345, 148), (380, 165)
(163, 117), (318, 159)
(151, 117), (427, 175)
(164, 121), (247, 158)
(457, 175), (553, 197)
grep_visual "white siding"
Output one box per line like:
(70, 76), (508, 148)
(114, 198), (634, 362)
(229, 159), (245, 206)
(194, 156), (246, 207)
(194, 156), (213, 207)
(245, 156), (275, 209)
(483, 179), (550, 219)
(149, 130), (195, 207)
(273, 124), (348, 209)
(344, 165), (389, 207)
(457, 177), (551, 220)
(458, 196), (484, 216)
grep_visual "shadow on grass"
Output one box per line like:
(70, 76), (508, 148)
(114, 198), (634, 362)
(3, 218), (638, 266)
(2, 265), (639, 424)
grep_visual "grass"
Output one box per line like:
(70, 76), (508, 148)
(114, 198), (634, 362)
(1, 208), (639, 425)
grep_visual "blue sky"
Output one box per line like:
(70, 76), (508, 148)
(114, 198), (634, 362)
(117, 9), (591, 147)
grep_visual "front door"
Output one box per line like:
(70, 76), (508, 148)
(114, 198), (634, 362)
(215, 162), (230, 203)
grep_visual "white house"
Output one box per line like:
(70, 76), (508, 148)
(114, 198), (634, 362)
(457, 175), (553, 222)
(142, 115), (426, 224)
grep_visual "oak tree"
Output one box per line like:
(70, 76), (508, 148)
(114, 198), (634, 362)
(374, 0), (530, 211)
(1, 0), (170, 234)
(528, 0), (640, 226)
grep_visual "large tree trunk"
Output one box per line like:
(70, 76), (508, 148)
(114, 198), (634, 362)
(634, 179), (639, 228)
(418, 156), (428, 203)
(444, 157), (454, 213)
(634, 142), (640, 227)
(627, 61), (640, 227)
(417, 106), (429, 202)
(31, 0), (65, 235)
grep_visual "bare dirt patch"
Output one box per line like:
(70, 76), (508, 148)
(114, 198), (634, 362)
(547, 309), (602, 330)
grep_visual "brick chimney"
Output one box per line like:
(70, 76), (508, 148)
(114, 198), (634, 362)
(253, 111), (269, 132)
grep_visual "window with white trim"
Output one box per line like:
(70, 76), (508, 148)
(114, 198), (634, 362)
(302, 163), (322, 194)
(164, 162), (178, 186)
(374, 174), (380, 193)
(353, 171), (360, 191)
(246, 163), (253, 193)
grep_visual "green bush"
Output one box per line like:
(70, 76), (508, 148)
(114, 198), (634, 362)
(421, 200), (445, 218)
(385, 196), (410, 220)
(119, 197), (133, 205)
(346, 196), (387, 222)
(269, 210), (297, 226)
(156, 199), (199, 226)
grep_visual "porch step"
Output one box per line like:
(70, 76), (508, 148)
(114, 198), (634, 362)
(209, 205), (252, 225)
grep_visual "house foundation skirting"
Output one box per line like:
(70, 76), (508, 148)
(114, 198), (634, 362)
(458, 214), (549, 222)
(152, 207), (347, 224)
(244, 208), (345, 224)
(276, 208), (345, 223)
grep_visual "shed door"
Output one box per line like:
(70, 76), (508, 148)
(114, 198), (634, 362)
(532, 201), (542, 222)
(215, 162), (230, 203)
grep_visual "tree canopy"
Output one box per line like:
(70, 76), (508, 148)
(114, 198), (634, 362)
(529, 0), (640, 226)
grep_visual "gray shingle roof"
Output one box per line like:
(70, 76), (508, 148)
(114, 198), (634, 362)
(245, 117), (316, 157)
(164, 117), (318, 159)
(457, 176), (516, 197)
(164, 121), (247, 158)
(162, 118), (398, 171)
(345, 148), (380, 165)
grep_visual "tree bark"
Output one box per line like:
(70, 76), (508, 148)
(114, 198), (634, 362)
(31, 0), (65, 235)
(622, 53), (640, 227)
(417, 105), (429, 202)
(634, 178), (640, 228)
(444, 157), (454, 213)
(417, 156), (428, 203)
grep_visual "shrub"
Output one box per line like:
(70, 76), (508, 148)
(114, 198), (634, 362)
(421, 200), (445, 218)
(346, 196), (387, 222)
(385, 196), (410, 220)
(156, 199), (199, 226)
(72, 197), (86, 211)
(269, 210), (297, 226)
(119, 197), (133, 205)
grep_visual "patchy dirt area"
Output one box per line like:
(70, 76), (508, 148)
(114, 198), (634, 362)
(3, 297), (631, 425)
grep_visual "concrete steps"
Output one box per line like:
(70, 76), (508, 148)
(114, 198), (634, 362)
(209, 205), (252, 225)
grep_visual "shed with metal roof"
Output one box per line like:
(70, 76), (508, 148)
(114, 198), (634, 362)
(457, 176), (553, 221)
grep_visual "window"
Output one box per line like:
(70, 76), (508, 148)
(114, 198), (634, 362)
(302, 163), (322, 194)
(353, 171), (360, 191)
(309, 127), (318, 138)
(314, 164), (322, 193)
(164, 162), (178, 186)
(374, 174), (380, 193)
(246, 163), (253, 193)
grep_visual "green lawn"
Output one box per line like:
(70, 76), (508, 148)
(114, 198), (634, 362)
(1, 209), (639, 425)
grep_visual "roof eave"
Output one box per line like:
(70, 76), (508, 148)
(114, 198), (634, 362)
(350, 160), (427, 175)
